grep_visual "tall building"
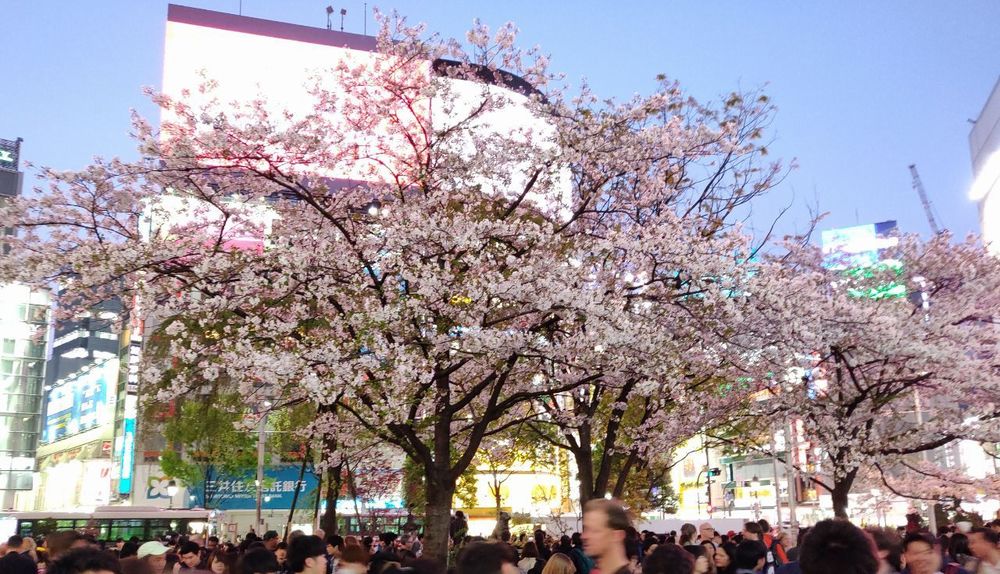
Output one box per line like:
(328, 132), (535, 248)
(0, 137), (53, 509)
(970, 77), (1000, 254)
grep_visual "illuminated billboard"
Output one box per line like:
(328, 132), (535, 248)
(42, 357), (119, 444)
(821, 220), (904, 299)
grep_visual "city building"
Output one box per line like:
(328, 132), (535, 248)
(0, 137), (53, 509)
(970, 76), (1000, 254)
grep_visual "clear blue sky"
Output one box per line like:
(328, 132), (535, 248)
(4, 1), (998, 239)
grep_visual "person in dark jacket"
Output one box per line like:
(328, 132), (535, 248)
(1, 536), (37, 574)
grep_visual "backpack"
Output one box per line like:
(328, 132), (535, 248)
(762, 535), (785, 574)
(571, 547), (595, 574)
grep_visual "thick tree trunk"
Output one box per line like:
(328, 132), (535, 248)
(830, 469), (858, 519)
(422, 470), (456, 564)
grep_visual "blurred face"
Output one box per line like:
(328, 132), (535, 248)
(694, 556), (710, 574)
(700, 526), (714, 541)
(970, 532), (998, 560)
(904, 541), (941, 574)
(500, 563), (519, 574)
(741, 527), (758, 541)
(304, 554), (329, 574)
(714, 547), (731, 569)
(582, 510), (622, 559)
(147, 554), (168, 574)
(211, 559), (226, 574)
(182, 552), (201, 568)
(275, 549), (287, 564)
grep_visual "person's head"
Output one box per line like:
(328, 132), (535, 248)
(456, 542), (518, 574)
(237, 548), (280, 574)
(137, 542), (169, 574)
(700, 541), (716, 559)
(120, 557), (153, 574)
(540, 553), (576, 574)
(683, 545), (710, 574)
(903, 533), (941, 574)
(522, 542), (539, 559)
(948, 533), (970, 560)
(714, 542), (736, 572)
(48, 548), (122, 574)
(865, 528), (901, 573)
(757, 520), (771, 535)
(7, 535), (25, 552)
(968, 527), (1000, 561)
(325, 535), (344, 558)
(340, 546), (369, 568)
(680, 524), (697, 544)
(47, 532), (86, 560)
(799, 520), (877, 574)
(275, 543), (288, 565)
(699, 525), (715, 543)
(208, 551), (233, 574)
(734, 541), (766, 572)
(287, 535), (327, 574)
(262, 532), (280, 552)
(741, 523), (762, 542)
(642, 544), (694, 574)
(120, 542), (139, 560)
(582, 498), (631, 560)
(179, 542), (201, 569)
(207, 538), (219, 550)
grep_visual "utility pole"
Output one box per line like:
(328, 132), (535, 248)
(785, 419), (799, 530)
(771, 423), (783, 526)
(255, 412), (267, 533)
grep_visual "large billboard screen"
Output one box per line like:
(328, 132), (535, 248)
(821, 220), (904, 299)
(42, 358), (119, 444)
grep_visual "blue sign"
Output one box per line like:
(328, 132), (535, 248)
(188, 466), (319, 510)
(43, 359), (118, 443)
(117, 416), (136, 494)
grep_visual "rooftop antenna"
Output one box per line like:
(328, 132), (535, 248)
(326, 5), (334, 30)
(340, 7), (347, 32)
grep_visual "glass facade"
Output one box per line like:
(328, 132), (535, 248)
(0, 284), (51, 493)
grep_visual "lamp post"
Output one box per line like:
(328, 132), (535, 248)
(167, 480), (179, 509)
(751, 475), (761, 521)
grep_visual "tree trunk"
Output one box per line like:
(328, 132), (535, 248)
(422, 470), (456, 564)
(321, 463), (344, 534)
(285, 448), (309, 539)
(830, 469), (858, 519)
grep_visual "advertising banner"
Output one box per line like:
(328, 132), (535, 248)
(140, 465), (319, 510)
(43, 358), (119, 444)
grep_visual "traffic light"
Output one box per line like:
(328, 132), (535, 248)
(707, 467), (722, 477)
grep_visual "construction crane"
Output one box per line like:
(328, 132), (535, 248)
(909, 164), (942, 235)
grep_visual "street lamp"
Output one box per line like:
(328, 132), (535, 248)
(167, 480), (179, 509)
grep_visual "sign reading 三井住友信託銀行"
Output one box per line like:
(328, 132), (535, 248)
(0, 138), (20, 172)
(186, 466), (320, 509)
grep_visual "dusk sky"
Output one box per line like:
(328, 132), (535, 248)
(4, 1), (998, 241)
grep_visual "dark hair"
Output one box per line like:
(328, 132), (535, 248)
(326, 535), (344, 551)
(683, 545), (706, 560)
(276, 542), (288, 551)
(864, 528), (901, 572)
(902, 532), (936, 553)
(49, 548), (122, 574)
(757, 520), (771, 534)
(120, 542), (139, 559)
(7, 535), (24, 548)
(457, 542), (516, 574)
(571, 533), (583, 547)
(799, 520), (878, 574)
(642, 544), (695, 574)
(583, 499), (631, 532)
(971, 527), (1000, 545)
(238, 547), (280, 574)
(949, 533), (970, 562)
(208, 537), (220, 544)
(734, 541), (767, 570)
(716, 542), (738, 574)
(522, 542), (539, 559)
(179, 541), (201, 556)
(286, 535), (326, 573)
(743, 522), (762, 537)
(121, 557), (154, 574)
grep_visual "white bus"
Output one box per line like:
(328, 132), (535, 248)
(0, 506), (213, 542)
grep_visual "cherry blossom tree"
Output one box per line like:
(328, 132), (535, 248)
(741, 233), (1000, 519)
(0, 17), (785, 560)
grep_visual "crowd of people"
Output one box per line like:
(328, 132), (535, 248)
(2, 502), (1000, 574)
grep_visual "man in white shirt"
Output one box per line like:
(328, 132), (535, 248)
(969, 528), (1000, 574)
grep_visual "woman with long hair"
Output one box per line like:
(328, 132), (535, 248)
(541, 554), (576, 574)
(712, 543), (737, 574)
